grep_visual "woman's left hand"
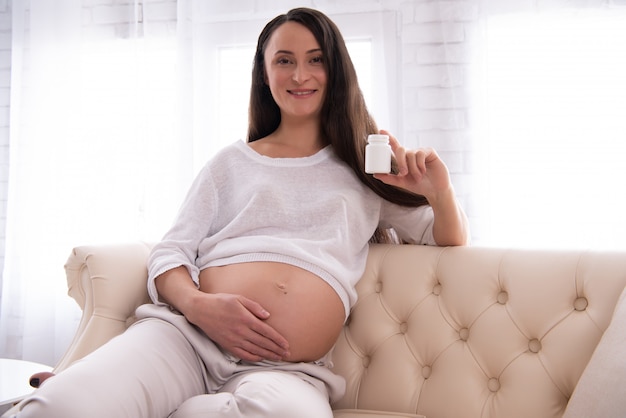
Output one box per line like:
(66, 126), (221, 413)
(373, 130), (452, 201)
(373, 130), (470, 246)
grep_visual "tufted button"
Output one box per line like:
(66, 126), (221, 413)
(459, 328), (470, 341)
(432, 283), (442, 295)
(362, 356), (371, 368)
(528, 338), (542, 353)
(399, 322), (408, 334)
(574, 297), (588, 311)
(375, 281), (383, 293)
(488, 378), (501, 392)
(422, 366), (432, 379)
(497, 291), (509, 304)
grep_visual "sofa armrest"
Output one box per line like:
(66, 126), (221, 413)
(562, 285), (626, 418)
(54, 242), (153, 372)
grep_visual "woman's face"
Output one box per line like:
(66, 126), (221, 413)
(263, 22), (327, 121)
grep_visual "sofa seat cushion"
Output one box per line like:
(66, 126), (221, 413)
(333, 409), (425, 418)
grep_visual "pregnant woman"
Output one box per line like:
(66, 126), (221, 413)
(7, 7), (468, 418)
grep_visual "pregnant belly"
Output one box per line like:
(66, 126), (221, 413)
(199, 262), (345, 363)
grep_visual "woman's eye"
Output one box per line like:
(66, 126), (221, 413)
(277, 57), (291, 65)
(311, 56), (323, 64)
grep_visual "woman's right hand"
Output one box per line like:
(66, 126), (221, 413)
(155, 266), (290, 362)
(184, 291), (291, 362)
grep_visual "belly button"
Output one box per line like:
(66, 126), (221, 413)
(275, 282), (288, 295)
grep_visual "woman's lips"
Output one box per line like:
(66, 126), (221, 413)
(288, 89), (317, 97)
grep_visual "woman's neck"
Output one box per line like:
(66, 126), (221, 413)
(254, 117), (326, 158)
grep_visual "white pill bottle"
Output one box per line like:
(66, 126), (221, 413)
(365, 134), (391, 174)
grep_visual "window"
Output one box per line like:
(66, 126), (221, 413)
(61, 37), (183, 244)
(474, 11), (626, 250)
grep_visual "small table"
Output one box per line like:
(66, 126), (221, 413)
(0, 359), (53, 414)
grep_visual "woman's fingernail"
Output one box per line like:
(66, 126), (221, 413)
(30, 377), (40, 388)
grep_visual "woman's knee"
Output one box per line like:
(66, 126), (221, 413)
(169, 393), (237, 417)
(227, 371), (333, 418)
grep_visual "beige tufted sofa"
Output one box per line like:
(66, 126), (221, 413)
(14, 243), (626, 417)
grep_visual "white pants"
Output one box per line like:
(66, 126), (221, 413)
(7, 305), (344, 418)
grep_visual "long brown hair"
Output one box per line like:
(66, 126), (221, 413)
(248, 8), (428, 242)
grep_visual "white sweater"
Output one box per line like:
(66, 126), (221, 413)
(147, 140), (436, 317)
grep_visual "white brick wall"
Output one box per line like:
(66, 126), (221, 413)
(400, 0), (476, 226)
(0, 0), (478, 269)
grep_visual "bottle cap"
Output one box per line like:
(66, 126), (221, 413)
(367, 134), (389, 143)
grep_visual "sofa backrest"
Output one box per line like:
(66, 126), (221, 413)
(331, 244), (626, 418)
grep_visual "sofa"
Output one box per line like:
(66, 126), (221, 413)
(9, 243), (626, 417)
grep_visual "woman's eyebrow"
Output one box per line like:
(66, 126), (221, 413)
(274, 48), (322, 55)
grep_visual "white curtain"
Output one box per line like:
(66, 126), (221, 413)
(0, 0), (193, 365)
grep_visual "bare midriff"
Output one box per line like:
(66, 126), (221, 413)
(199, 262), (345, 363)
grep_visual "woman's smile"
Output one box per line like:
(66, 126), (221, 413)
(288, 88), (318, 97)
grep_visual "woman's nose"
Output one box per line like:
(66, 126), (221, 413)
(292, 65), (310, 84)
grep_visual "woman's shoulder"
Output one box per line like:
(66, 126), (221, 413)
(215, 139), (247, 158)
(202, 140), (249, 168)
